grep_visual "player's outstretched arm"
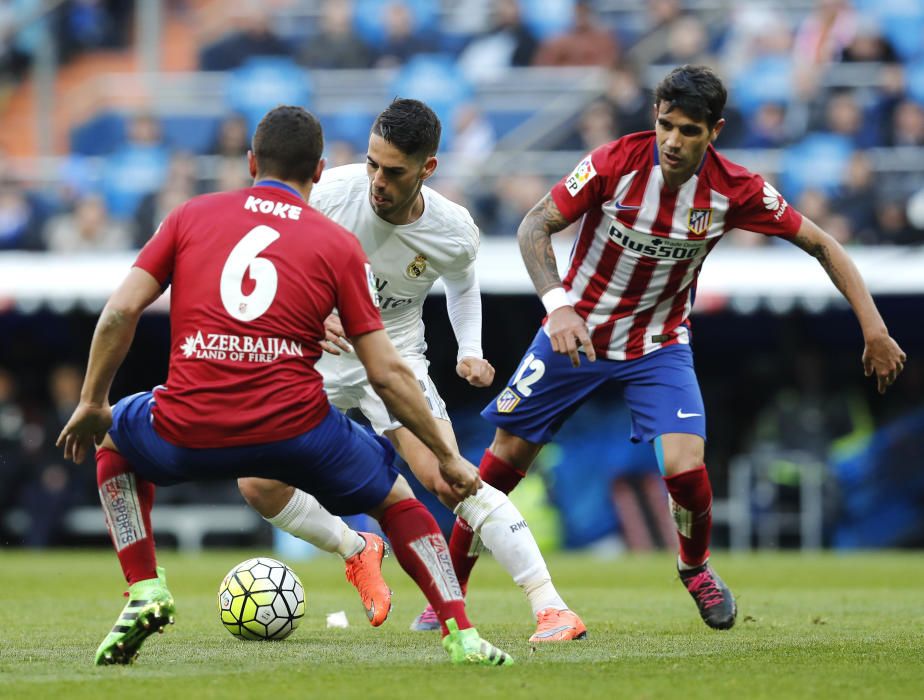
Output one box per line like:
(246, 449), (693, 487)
(442, 268), (495, 386)
(351, 329), (481, 499)
(57, 268), (164, 462)
(790, 218), (906, 393)
(517, 193), (596, 367)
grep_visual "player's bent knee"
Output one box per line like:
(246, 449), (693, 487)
(238, 477), (292, 517)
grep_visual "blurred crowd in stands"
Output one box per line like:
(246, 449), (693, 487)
(0, 0), (923, 248)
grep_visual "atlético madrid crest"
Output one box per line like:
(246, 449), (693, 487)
(406, 254), (427, 278)
(687, 208), (712, 235)
(496, 388), (521, 413)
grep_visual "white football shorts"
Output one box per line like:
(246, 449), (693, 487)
(318, 351), (449, 435)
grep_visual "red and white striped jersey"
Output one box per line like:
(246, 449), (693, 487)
(550, 131), (803, 361)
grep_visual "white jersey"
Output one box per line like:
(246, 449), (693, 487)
(310, 163), (482, 360)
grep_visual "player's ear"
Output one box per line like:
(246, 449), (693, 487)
(247, 151), (257, 178)
(710, 118), (726, 142)
(420, 155), (437, 181)
(652, 102), (660, 125)
(313, 157), (326, 183)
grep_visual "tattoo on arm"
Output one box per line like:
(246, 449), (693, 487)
(517, 194), (572, 295)
(792, 229), (846, 293)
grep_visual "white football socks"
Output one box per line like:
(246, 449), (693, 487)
(454, 483), (567, 616)
(266, 488), (364, 560)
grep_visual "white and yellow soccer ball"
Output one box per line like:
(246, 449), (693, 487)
(218, 557), (305, 640)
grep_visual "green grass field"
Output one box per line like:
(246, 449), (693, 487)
(1, 550), (922, 699)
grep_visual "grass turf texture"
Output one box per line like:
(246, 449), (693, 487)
(1, 550), (922, 699)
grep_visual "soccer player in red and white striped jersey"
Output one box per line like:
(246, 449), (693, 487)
(454, 65), (906, 630)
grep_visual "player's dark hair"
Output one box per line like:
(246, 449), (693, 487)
(371, 98), (441, 160)
(252, 105), (324, 183)
(654, 65), (727, 128)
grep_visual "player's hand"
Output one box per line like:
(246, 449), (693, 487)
(862, 332), (906, 394)
(320, 313), (353, 355)
(438, 455), (482, 500)
(546, 306), (596, 367)
(56, 402), (112, 464)
(456, 357), (495, 387)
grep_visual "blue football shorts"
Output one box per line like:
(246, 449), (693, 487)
(482, 328), (706, 445)
(108, 391), (400, 516)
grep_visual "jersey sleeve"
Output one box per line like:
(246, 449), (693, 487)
(335, 236), (384, 338)
(550, 144), (614, 222)
(725, 174), (803, 238)
(133, 205), (181, 284)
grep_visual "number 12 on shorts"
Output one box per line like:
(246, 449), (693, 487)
(511, 352), (545, 397)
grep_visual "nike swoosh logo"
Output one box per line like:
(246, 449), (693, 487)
(532, 625), (574, 638)
(613, 201), (640, 211)
(676, 409), (702, 419)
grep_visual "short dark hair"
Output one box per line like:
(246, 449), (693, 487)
(371, 98), (441, 159)
(252, 105), (324, 183)
(654, 65), (727, 128)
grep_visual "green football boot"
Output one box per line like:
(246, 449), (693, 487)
(441, 618), (514, 667)
(95, 566), (176, 665)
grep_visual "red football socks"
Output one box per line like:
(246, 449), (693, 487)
(448, 449), (526, 590)
(96, 447), (157, 585)
(380, 498), (470, 635)
(663, 464), (713, 568)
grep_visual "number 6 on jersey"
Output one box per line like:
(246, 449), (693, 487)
(220, 225), (281, 322)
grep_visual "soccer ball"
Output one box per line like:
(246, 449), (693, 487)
(218, 557), (305, 640)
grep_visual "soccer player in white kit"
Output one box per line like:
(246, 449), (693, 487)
(238, 99), (586, 642)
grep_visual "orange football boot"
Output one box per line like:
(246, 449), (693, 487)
(344, 532), (392, 626)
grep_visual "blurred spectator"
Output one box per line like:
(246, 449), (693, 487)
(532, 0), (619, 68)
(0, 177), (43, 250)
(866, 63), (907, 146)
(603, 64), (652, 136)
(0, 368), (25, 500)
(839, 21), (899, 63)
(552, 98), (616, 151)
(819, 89), (879, 148)
(297, 0), (372, 69)
(134, 152), (199, 246)
(56, 0), (134, 61)
(208, 113), (250, 158)
(875, 197), (923, 245)
(795, 186), (861, 248)
(457, 0), (538, 83)
(99, 112), (170, 220)
(889, 99), (924, 147)
(449, 103), (496, 177)
(199, 5), (292, 72)
(719, 3), (793, 80)
(15, 363), (87, 548)
(651, 13), (715, 67)
(792, 0), (858, 66)
(796, 188), (834, 227)
(625, 0), (684, 68)
(481, 173), (550, 236)
(0, 0), (43, 87)
(374, 2), (436, 68)
(325, 140), (361, 170)
(42, 193), (133, 253)
(741, 103), (790, 149)
(207, 156), (252, 194)
(831, 152), (879, 244)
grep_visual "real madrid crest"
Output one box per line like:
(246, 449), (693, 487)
(406, 254), (427, 278)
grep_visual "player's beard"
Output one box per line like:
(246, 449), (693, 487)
(370, 180), (424, 223)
